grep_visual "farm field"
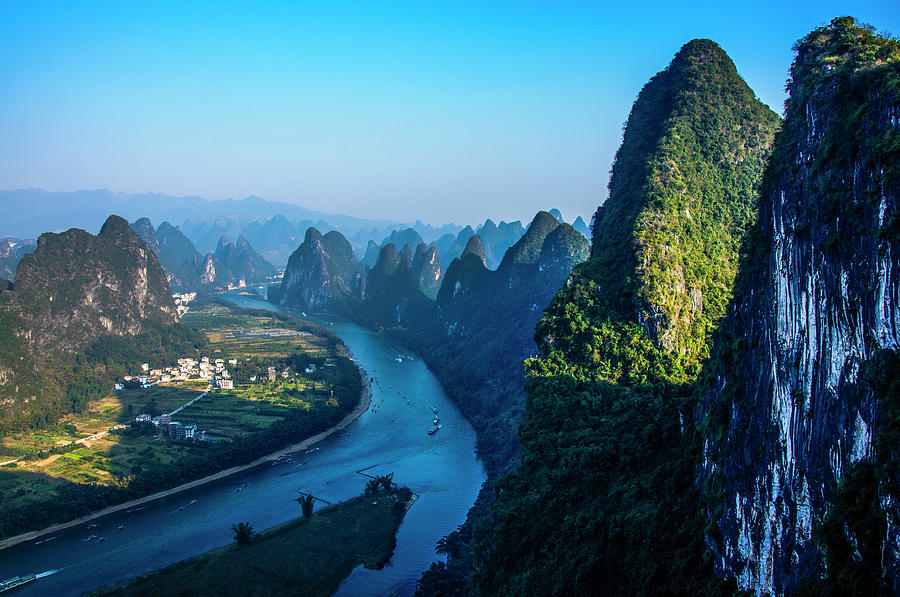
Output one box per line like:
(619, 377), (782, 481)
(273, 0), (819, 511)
(0, 299), (363, 539)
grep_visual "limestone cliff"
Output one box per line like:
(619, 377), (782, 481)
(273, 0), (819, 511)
(273, 227), (365, 310)
(12, 215), (178, 357)
(702, 18), (900, 593)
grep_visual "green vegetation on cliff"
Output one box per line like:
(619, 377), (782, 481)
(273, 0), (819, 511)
(538, 39), (779, 386)
(470, 39), (780, 596)
(0, 216), (190, 434)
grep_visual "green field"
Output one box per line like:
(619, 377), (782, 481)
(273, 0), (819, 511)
(0, 300), (362, 540)
(98, 490), (413, 597)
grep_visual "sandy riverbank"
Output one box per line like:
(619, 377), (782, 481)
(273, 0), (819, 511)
(0, 371), (372, 552)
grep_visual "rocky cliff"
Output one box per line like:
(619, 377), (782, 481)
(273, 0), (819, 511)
(272, 227), (365, 309)
(361, 242), (442, 326)
(411, 243), (442, 300)
(12, 215), (178, 357)
(702, 18), (900, 594)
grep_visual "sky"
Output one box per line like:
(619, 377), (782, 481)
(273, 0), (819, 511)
(1, 1), (898, 227)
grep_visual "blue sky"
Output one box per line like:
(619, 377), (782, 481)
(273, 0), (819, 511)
(1, 1), (898, 226)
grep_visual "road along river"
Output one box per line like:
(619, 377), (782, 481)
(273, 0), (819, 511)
(0, 291), (486, 596)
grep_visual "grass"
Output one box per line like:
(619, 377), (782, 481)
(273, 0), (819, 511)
(97, 492), (413, 597)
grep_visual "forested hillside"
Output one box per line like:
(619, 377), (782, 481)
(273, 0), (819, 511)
(0, 216), (205, 434)
(470, 37), (781, 595)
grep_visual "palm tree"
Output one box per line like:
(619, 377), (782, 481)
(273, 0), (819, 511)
(376, 472), (394, 492)
(296, 493), (315, 518)
(365, 478), (380, 496)
(231, 522), (254, 546)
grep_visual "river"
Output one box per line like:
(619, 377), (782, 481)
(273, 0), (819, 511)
(0, 292), (486, 596)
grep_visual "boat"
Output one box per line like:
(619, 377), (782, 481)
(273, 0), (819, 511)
(428, 424), (442, 435)
(117, 525), (126, 531)
(431, 406), (438, 415)
(0, 575), (36, 593)
(87, 523), (97, 529)
(433, 418), (440, 425)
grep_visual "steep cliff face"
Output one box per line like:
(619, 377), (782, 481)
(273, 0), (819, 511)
(11, 215), (178, 357)
(274, 227), (365, 310)
(703, 18), (900, 593)
(411, 243), (442, 300)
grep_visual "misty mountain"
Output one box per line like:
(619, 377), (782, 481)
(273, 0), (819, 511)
(0, 189), (402, 247)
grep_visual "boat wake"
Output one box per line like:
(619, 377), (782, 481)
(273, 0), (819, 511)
(36, 569), (61, 578)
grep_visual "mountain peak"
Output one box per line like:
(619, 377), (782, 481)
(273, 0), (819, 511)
(98, 214), (133, 239)
(461, 235), (487, 266)
(498, 211), (560, 270)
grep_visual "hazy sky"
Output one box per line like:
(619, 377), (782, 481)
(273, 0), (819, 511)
(1, 1), (898, 226)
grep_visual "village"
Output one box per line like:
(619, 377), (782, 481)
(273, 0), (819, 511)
(114, 329), (329, 444)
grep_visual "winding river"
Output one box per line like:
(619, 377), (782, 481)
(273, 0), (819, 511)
(0, 292), (486, 596)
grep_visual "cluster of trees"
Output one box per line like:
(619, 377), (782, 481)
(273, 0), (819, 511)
(232, 473), (412, 548)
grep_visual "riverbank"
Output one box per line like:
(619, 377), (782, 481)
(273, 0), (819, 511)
(97, 489), (412, 597)
(0, 371), (372, 552)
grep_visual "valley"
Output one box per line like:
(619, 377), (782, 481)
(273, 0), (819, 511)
(0, 10), (898, 597)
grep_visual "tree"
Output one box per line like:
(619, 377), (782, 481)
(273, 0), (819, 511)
(365, 478), (380, 496)
(297, 493), (315, 518)
(231, 522), (254, 546)
(375, 472), (394, 492)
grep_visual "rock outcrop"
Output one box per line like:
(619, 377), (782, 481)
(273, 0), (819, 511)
(272, 227), (365, 309)
(12, 215), (178, 357)
(702, 18), (900, 593)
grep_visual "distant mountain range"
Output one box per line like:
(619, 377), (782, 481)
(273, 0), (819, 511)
(0, 189), (464, 263)
(0, 189), (590, 270)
